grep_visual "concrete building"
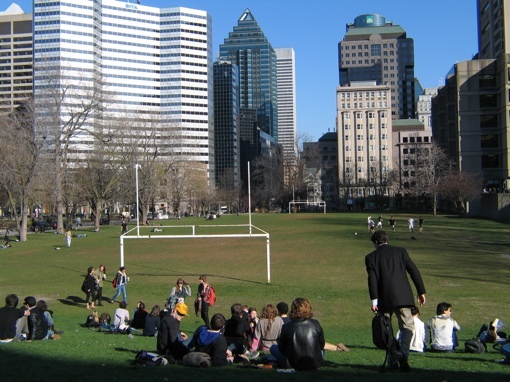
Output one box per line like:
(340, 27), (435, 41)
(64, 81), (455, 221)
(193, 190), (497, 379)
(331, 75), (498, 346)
(432, 56), (510, 196)
(391, 119), (431, 196)
(336, 81), (392, 209)
(416, 87), (438, 132)
(213, 60), (240, 190)
(338, 14), (416, 120)
(0, 3), (32, 114)
(477, 0), (510, 60)
(33, 0), (214, 177)
(275, 48), (297, 161)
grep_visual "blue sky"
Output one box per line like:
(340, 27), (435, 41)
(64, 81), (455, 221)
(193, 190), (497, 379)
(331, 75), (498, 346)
(13, 0), (478, 141)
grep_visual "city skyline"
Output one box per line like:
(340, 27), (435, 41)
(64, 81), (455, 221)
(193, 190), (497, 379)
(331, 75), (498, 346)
(12, 0), (478, 141)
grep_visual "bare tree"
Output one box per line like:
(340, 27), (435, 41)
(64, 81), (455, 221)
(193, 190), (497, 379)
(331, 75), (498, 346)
(411, 142), (455, 216)
(0, 101), (41, 241)
(34, 62), (109, 232)
(441, 172), (482, 215)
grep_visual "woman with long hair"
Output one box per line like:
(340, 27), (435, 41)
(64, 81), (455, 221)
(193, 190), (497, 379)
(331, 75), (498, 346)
(197, 275), (211, 328)
(93, 265), (106, 306)
(167, 277), (192, 311)
(82, 266), (96, 309)
(143, 305), (161, 336)
(251, 304), (283, 351)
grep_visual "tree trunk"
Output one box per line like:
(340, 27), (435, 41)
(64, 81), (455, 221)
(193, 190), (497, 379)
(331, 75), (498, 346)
(55, 161), (64, 232)
(432, 192), (437, 216)
(95, 203), (101, 230)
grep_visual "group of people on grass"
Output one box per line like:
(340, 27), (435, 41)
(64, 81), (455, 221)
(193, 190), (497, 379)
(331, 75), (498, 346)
(0, 294), (63, 343)
(367, 215), (424, 233)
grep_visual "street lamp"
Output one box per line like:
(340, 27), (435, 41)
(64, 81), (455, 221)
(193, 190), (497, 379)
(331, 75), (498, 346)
(135, 164), (140, 237)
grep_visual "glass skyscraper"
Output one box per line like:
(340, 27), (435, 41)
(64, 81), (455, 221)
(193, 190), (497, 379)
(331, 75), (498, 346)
(213, 60), (239, 190)
(219, 9), (278, 186)
(33, 0), (213, 176)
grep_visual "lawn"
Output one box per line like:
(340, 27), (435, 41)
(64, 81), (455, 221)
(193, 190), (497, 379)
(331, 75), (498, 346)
(0, 212), (509, 381)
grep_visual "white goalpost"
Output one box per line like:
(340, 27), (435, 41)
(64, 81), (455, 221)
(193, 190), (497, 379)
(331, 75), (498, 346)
(121, 162), (272, 283)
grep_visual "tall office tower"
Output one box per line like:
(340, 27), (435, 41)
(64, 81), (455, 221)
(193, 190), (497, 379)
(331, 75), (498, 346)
(432, 56), (510, 201)
(33, 0), (213, 175)
(338, 14), (415, 120)
(0, 3), (32, 114)
(213, 60), (240, 190)
(416, 87), (438, 132)
(275, 48), (297, 161)
(219, 9), (278, 186)
(477, 0), (510, 59)
(336, 81), (392, 209)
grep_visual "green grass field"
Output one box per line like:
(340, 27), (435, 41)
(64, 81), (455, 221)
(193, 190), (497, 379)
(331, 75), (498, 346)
(1, 212), (509, 381)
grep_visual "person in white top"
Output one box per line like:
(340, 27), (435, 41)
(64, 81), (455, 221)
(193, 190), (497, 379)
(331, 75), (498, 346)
(408, 217), (415, 233)
(113, 301), (131, 331)
(427, 302), (461, 352)
(397, 306), (427, 352)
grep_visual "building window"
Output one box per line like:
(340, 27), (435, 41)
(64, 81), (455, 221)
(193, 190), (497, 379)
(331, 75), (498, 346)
(403, 148), (408, 154)
(481, 134), (499, 148)
(479, 94), (497, 108)
(357, 146), (363, 152)
(357, 135), (363, 140)
(358, 156), (363, 162)
(482, 155), (499, 168)
(479, 74), (496, 88)
(371, 44), (381, 56)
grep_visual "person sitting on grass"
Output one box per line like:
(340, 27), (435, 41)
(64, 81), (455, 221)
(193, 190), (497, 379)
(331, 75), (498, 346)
(113, 301), (131, 333)
(224, 303), (252, 358)
(270, 297), (325, 371)
(157, 302), (190, 361)
(130, 301), (148, 330)
(188, 313), (232, 367)
(143, 305), (161, 337)
(428, 302), (460, 352)
(251, 304), (284, 352)
(397, 306), (427, 352)
(0, 294), (30, 343)
(28, 300), (60, 340)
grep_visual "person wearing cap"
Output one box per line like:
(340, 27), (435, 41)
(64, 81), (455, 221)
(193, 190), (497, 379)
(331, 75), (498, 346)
(157, 302), (190, 361)
(365, 230), (426, 372)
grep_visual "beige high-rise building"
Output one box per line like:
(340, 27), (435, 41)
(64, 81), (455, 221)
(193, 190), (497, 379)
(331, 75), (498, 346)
(416, 87), (438, 132)
(336, 81), (392, 209)
(477, 0), (510, 60)
(0, 3), (32, 114)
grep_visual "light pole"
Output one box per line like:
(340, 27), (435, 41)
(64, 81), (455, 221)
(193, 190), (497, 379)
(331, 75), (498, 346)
(135, 164), (140, 237)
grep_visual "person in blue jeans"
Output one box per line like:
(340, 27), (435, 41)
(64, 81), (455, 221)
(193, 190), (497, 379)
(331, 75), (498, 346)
(111, 266), (128, 303)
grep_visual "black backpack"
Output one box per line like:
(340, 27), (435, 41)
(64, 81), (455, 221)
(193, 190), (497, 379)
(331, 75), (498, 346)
(465, 337), (486, 353)
(372, 312), (394, 350)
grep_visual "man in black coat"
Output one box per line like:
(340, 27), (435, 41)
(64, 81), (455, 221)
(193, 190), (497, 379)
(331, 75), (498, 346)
(365, 231), (426, 372)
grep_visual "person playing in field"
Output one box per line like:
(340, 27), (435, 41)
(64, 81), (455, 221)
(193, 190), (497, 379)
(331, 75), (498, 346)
(408, 217), (415, 233)
(418, 216), (424, 233)
(389, 216), (396, 232)
(377, 215), (383, 229)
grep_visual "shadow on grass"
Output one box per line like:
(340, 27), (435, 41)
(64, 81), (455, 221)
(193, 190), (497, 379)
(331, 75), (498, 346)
(58, 295), (87, 309)
(130, 263), (266, 285)
(0, 347), (509, 382)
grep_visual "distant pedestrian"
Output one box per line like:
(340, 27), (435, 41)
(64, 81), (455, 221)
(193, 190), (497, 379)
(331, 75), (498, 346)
(111, 266), (128, 303)
(121, 219), (128, 235)
(418, 217), (424, 233)
(65, 227), (72, 247)
(408, 217), (414, 233)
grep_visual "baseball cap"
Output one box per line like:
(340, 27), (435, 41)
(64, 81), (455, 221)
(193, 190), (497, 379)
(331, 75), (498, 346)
(175, 302), (188, 316)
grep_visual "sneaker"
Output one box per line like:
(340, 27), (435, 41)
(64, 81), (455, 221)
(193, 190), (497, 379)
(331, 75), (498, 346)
(54, 330), (64, 335)
(109, 300), (115, 304)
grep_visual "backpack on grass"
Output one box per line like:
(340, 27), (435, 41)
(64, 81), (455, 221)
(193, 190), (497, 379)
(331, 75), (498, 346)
(134, 350), (168, 366)
(465, 337), (486, 353)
